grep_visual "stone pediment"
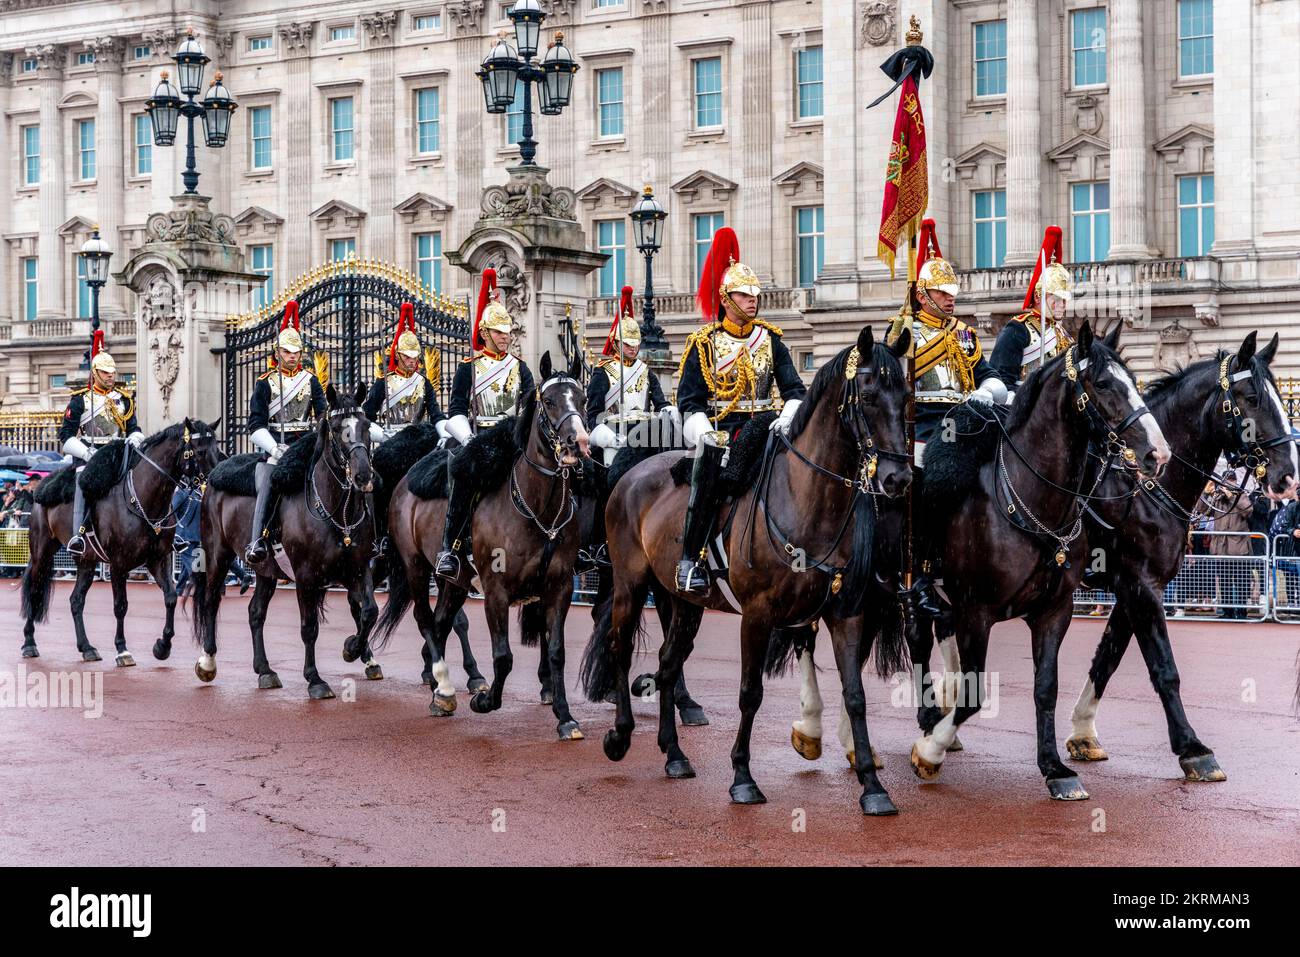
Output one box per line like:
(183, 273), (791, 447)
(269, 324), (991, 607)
(575, 178), (638, 211)
(57, 215), (97, 237)
(310, 199), (367, 229)
(1153, 124), (1214, 171)
(1047, 133), (1110, 178)
(772, 161), (823, 197)
(232, 206), (285, 237)
(953, 142), (1005, 177)
(394, 192), (453, 224)
(671, 170), (737, 204)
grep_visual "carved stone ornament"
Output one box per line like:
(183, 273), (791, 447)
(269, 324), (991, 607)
(86, 37), (123, 68)
(151, 330), (184, 420)
(141, 30), (178, 57)
(540, 0), (577, 21)
(481, 166), (577, 222)
(1075, 94), (1102, 136)
(495, 259), (531, 322)
(860, 1), (896, 48)
(278, 22), (317, 53)
(447, 1), (487, 36)
(142, 276), (181, 332)
(1154, 318), (1199, 373)
(146, 202), (237, 246)
(361, 11), (399, 45)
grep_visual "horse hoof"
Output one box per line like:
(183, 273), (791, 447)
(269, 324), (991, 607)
(341, 635), (360, 663)
(1179, 753), (1226, 783)
(115, 651), (136, 668)
(469, 691), (492, 714)
(195, 659), (217, 683)
(860, 792), (900, 817)
(791, 726), (823, 761)
(946, 735), (964, 753)
(20, 645), (38, 659)
(308, 683), (335, 701)
(847, 748), (884, 770)
(468, 677), (489, 694)
(729, 782), (767, 805)
(258, 672), (282, 690)
(1066, 734), (1109, 762)
(430, 693), (457, 717)
(631, 673), (655, 698)
(679, 705), (709, 726)
(364, 663), (384, 681)
(82, 649), (101, 662)
(1046, 776), (1089, 801)
(420, 673), (432, 686)
(603, 730), (630, 762)
(910, 744), (943, 781)
(558, 721), (585, 741)
(665, 758), (696, 779)
(539, 688), (554, 706)
(152, 640), (171, 661)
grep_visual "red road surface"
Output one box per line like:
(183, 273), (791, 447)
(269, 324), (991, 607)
(1, 579), (1297, 866)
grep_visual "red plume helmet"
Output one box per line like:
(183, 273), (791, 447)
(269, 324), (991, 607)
(603, 285), (635, 356)
(1023, 225), (1064, 310)
(472, 268), (498, 352)
(91, 328), (105, 359)
(696, 226), (742, 322)
(281, 299), (300, 332)
(388, 302), (416, 371)
(916, 218), (943, 274)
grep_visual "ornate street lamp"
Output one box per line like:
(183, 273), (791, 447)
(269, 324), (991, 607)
(145, 29), (238, 194)
(78, 228), (112, 369)
(628, 185), (670, 356)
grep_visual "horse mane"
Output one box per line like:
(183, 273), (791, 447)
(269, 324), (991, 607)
(788, 341), (902, 440)
(1143, 350), (1277, 412)
(139, 419), (217, 453)
(515, 384), (538, 449)
(1004, 337), (1128, 433)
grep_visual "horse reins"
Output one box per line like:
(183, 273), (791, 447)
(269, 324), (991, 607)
(121, 425), (217, 537)
(511, 374), (582, 542)
(308, 410), (372, 548)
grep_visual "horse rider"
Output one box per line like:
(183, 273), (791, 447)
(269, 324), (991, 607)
(61, 331), (143, 556)
(244, 302), (327, 564)
(435, 267), (536, 581)
(586, 285), (679, 468)
(887, 218), (1008, 616)
(989, 225), (1075, 393)
(675, 226), (807, 595)
(363, 301), (447, 555)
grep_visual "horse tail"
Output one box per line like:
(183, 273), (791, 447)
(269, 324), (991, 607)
(579, 586), (621, 702)
(190, 495), (225, 651)
(519, 600), (546, 648)
(871, 598), (911, 680)
(20, 512), (56, 625)
(765, 624), (816, 679)
(371, 559), (412, 651)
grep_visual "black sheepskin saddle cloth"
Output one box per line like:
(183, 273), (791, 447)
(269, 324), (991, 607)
(34, 440), (132, 507)
(667, 412), (777, 497)
(409, 418), (519, 501)
(606, 426), (689, 491)
(919, 403), (1005, 514)
(208, 432), (317, 498)
(373, 421), (440, 493)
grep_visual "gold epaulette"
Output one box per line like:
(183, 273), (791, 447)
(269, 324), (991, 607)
(595, 355), (618, 370)
(752, 317), (785, 338)
(1010, 310), (1038, 325)
(71, 387), (89, 397)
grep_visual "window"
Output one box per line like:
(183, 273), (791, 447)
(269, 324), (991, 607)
(506, 79), (526, 145)
(78, 119), (96, 180)
(416, 89), (441, 154)
(800, 352), (815, 373)
(22, 126), (40, 186)
(595, 0), (623, 7)
(50, 374), (67, 390)
(77, 51), (96, 67)
(595, 220), (626, 298)
(973, 21), (1007, 97)
(596, 68), (624, 138)
(1179, 0), (1213, 77)
(1071, 181), (1111, 262)
(330, 238), (357, 262)
(132, 45), (151, 61)
(328, 24), (357, 42)
(250, 106), (272, 169)
(693, 57), (723, 128)
(1178, 174), (1214, 256)
(413, 13), (442, 31)
(795, 206), (825, 288)
(77, 255), (93, 319)
(693, 212), (725, 283)
(972, 190), (1007, 268)
(134, 114), (152, 175)
(21, 58), (38, 74)
(796, 46), (823, 118)
(1071, 8), (1108, 87)
(248, 35), (272, 52)
(23, 258), (38, 322)
(250, 245), (274, 308)
(415, 232), (443, 293)
(330, 97), (355, 162)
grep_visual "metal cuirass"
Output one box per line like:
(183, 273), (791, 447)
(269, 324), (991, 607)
(600, 359), (651, 427)
(1020, 319), (1073, 381)
(382, 372), (427, 431)
(471, 352), (521, 426)
(707, 327), (777, 415)
(80, 389), (131, 443)
(914, 318), (980, 404)
(268, 369), (315, 435)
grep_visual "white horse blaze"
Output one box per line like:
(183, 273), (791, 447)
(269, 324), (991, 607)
(1264, 381), (1299, 489)
(1070, 678), (1100, 739)
(1111, 362), (1170, 465)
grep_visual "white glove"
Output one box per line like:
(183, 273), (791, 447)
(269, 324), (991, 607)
(446, 414), (473, 445)
(1005, 390), (1017, 405)
(682, 411), (713, 449)
(659, 405), (683, 431)
(772, 399), (802, 434)
(368, 422), (385, 445)
(969, 389), (995, 407)
(979, 377), (1009, 404)
(590, 422), (619, 450)
(251, 427), (279, 457)
(435, 419), (450, 441)
(127, 431), (145, 448)
(62, 437), (92, 462)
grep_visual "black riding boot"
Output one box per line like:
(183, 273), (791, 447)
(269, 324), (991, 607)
(435, 473), (475, 581)
(244, 461), (274, 564)
(675, 434), (727, 595)
(65, 470), (88, 556)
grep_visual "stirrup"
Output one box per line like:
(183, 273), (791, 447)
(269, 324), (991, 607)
(245, 538), (269, 564)
(434, 549), (461, 580)
(66, 535), (87, 557)
(676, 559), (711, 595)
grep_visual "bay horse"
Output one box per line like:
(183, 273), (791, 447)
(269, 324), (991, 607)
(582, 325), (915, 815)
(373, 351), (592, 739)
(1067, 331), (1297, 780)
(21, 419), (222, 666)
(911, 321), (1171, 800)
(192, 385), (378, 699)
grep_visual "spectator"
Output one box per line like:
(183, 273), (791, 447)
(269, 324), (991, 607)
(1270, 497), (1300, 605)
(1208, 473), (1253, 619)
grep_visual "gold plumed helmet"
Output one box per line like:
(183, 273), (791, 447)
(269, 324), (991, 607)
(720, 260), (761, 298)
(91, 350), (116, 374)
(396, 329), (421, 358)
(277, 326), (304, 353)
(480, 299), (512, 335)
(916, 258), (959, 296)
(1037, 262), (1073, 303)
(606, 286), (641, 354)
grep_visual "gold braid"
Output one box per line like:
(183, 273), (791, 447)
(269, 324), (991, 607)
(677, 322), (760, 422)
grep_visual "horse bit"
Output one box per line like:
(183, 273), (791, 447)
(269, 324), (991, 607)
(511, 375), (581, 542)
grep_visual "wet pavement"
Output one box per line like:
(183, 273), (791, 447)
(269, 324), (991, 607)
(2, 580), (1297, 866)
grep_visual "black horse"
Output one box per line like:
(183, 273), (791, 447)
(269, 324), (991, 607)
(192, 385), (377, 698)
(1066, 331), (1297, 780)
(912, 321), (1170, 800)
(21, 419), (222, 665)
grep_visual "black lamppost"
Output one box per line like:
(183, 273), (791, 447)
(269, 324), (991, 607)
(629, 184), (670, 356)
(78, 228), (112, 370)
(145, 29), (237, 195)
(476, 1), (578, 167)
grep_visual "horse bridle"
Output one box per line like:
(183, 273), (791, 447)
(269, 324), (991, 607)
(512, 373), (584, 541)
(308, 409), (372, 547)
(123, 424), (219, 536)
(1215, 354), (1292, 479)
(1063, 345), (1152, 466)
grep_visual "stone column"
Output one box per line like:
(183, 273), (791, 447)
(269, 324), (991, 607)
(813, 0), (864, 297)
(363, 12), (398, 262)
(1209, 0), (1254, 256)
(738, 1), (774, 282)
(0, 54), (12, 324)
(30, 44), (66, 320)
(88, 37), (127, 321)
(1003, 0), (1041, 264)
(450, 2), (487, 299)
(1107, 0), (1153, 259)
(639, 9), (672, 295)
(278, 22), (316, 280)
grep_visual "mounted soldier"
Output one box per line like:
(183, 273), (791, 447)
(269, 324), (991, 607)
(244, 302), (327, 564)
(362, 302), (447, 444)
(887, 219), (1007, 614)
(586, 285), (678, 467)
(61, 330), (143, 556)
(435, 267), (536, 580)
(674, 226), (807, 595)
(989, 225), (1075, 391)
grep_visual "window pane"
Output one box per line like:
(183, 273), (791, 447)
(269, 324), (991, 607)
(506, 79), (526, 144)
(1202, 206), (1214, 251)
(1071, 183), (1090, 213)
(974, 221), (991, 269)
(597, 68), (624, 137)
(973, 21), (1007, 97)
(251, 107), (272, 169)
(694, 58), (722, 127)
(1094, 212), (1110, 261)
(332, 98), (354, 161)
(796, 46), (823, 118)
(1178, 175), (1197, 205)
(1073, 214), (1093, 261)
(79, 120), (96, 180)
(1201, 174), (1214, 203)
(1072, 8), (1108, 86)
(135, 115), (152, 174)
(417, 89), (440, 152)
